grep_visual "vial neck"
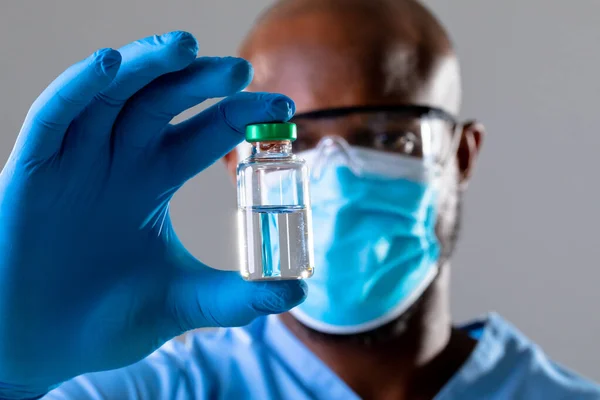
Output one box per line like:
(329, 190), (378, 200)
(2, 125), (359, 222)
(252, 141), (292, 158)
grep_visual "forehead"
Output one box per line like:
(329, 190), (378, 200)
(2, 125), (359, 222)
(240, 10), (461, 114)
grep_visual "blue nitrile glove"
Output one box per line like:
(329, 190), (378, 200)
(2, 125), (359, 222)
(0, 31), (306, 399)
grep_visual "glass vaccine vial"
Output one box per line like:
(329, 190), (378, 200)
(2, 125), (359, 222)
(237, 122), (314, 281)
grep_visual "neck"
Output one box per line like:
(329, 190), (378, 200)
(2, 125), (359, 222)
(279, 265), (476, 400)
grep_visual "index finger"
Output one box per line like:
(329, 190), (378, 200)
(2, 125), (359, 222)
(17, 48), (121, 161)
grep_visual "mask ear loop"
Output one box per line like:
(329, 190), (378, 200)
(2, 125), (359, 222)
(429, 122), (463, 183)
(311, 136), (365, 180)
(446, 123), (464, 166)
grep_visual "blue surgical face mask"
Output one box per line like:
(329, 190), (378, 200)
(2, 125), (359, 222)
(289, 137), (442, 334)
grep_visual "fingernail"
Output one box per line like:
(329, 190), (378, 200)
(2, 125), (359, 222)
(229, 58), (253, 81)
(95, 48), (121, 76)
(269, 95), (296, 120)
(169, 31), (199, 54)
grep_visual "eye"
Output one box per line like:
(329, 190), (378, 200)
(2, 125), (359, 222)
(352, 129), (374, 148)
(374, 131), (420, 155)
(293, 137), (319, 152)
(293, 125), (321, 152)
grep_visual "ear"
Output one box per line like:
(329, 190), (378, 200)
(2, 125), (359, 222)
(222, 150), (239, 181)
(456, 121), (484, 190)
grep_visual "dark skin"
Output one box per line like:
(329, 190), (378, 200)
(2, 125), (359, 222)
(224, 1), (485, 399)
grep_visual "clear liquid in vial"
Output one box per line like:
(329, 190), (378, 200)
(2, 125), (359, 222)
(239, 205), (314, 281)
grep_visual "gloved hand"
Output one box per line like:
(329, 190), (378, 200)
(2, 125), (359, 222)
(0, 31), (306, 399)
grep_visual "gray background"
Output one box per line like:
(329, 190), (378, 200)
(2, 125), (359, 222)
(1, 0), (599, 380)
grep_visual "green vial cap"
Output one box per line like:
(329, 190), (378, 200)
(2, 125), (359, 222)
(245, 122), (297, 142)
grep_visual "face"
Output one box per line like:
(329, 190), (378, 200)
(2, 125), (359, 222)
(227, 8), (484, 262)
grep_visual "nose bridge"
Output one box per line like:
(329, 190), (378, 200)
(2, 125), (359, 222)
(316, 135), (351, 158)
(311, 135), (364, 180)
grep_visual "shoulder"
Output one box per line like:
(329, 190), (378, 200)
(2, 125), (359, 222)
(509, 341), (600, 399)
(443, 313), (600, 399)
(501, 334), (600, 398)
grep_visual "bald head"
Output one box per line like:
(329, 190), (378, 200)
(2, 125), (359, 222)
(239, 0), (461, 114)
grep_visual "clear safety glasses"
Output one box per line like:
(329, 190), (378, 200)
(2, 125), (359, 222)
(236, 105), (462, 182)
(291, 105), (462, 167)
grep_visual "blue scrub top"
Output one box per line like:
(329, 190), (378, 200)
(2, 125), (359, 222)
(45, 313), (600, 399)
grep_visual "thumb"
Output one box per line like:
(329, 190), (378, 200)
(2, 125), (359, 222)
(166, 265), (308, 333)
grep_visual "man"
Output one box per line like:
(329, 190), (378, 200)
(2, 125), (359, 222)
(0, 0), (597, 399)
